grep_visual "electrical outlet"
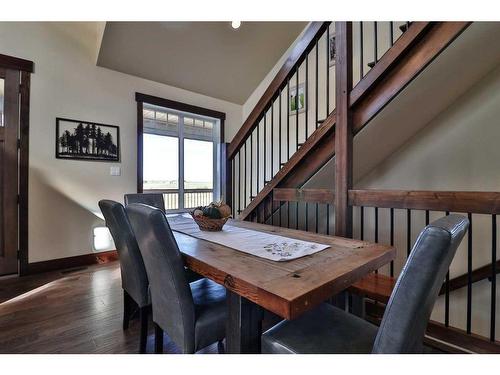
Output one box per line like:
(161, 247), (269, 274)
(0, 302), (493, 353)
(110, 166), (121, 176)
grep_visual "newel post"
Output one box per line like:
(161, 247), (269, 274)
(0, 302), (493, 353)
(334, 22), (353, 237)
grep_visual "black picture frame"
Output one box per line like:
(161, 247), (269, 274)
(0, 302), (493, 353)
(55, 117), (120, 162)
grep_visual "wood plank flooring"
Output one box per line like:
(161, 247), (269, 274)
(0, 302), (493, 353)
(0, 261), (219, 354)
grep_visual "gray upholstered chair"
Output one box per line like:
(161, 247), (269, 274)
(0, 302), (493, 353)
(124, 193), (203, 283)
(126, 203), (227, 354)
(261, 214), (469, 354)
(98, 200), (150, 354)
(124, 193), (166, 213)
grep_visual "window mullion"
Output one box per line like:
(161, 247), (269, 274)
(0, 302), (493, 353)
(179, 116), (185, 210)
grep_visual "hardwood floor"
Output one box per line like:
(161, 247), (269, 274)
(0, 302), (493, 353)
(0, 261), (219, 354)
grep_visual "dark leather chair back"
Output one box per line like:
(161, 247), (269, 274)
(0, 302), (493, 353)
(372, 214), (469, 353)
(124, 193), (165, 213)
(126, 203), (196, 353)
(98, 200), (149, 307)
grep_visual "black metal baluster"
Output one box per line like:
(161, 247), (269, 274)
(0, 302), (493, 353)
(256, 122), (260, 192)
(287, 80), (290, 159)
(360, 206), (364, 241)
(326, 204), (330, 235)
(238, 152), (242, 214)
(232, 158), (235, 217)
(279, 89), (282, 169)
(390, 207), (394, 277)
(491, 214), (497, 341)
(296, 201), (299, 230)
(244, 142), (247, 210)
(250, 132), (253, 201)
(305, 202), (309, 231)
(373, 21), (378, 64)
(407, 209), (411, 256)
(271, 102), (274, 179)
(445, 211), (450, 327)
(375, 207), (379, 274)
(467, 212), (472, 334)
(359, 22), (364, 79)
(425, 210), (430, 225)
(389, 21), (394, 45)
(305, 54), (309, 139)
(326, 24), (330, 115)
(445, 271), (450, 327)
(315, 37), (319, 129)
(271, 191), (274, 226)
(287, 201), (290, 228)
(279, 200), (283, 227)
(315, 203), (319, 233)
(264, 111), (267, 186)
(295, 66), (299, 152)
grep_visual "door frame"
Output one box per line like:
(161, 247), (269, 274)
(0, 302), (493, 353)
(0, 53), (33, 276)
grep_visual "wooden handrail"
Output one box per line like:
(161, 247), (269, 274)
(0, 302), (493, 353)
(440, 260), (500, 296)
(348, 189), (500, 214)
(273, 188), (335, 204)
(273, 188), (500, 215)
(227, 22), (330, 160)
(349, 22), (432, 107)
(352, 22), (470, 134)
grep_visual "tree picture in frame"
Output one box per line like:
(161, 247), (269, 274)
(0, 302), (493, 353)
(56, 117), (120, 161)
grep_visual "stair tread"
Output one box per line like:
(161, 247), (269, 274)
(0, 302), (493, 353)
(349, 273), (395, 303)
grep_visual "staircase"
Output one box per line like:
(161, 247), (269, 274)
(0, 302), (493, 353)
(226, 22), (470, 224)
(222, 21), (500, 353)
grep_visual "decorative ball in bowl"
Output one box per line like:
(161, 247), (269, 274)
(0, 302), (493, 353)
(191, 201), (232, 232)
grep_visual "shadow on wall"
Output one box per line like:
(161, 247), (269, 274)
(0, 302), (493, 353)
(28, 168), (106, 263)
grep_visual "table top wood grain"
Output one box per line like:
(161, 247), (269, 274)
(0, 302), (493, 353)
(172, 218), (395, 320)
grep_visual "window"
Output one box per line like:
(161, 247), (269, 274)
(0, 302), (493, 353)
(141, 102), (221, 211)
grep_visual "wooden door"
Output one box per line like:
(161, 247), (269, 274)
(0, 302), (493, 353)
(0, 67), (20, 275)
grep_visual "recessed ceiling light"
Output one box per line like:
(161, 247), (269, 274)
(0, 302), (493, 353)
(231, 21), (241, 29)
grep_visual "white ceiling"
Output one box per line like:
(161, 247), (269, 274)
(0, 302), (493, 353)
(97, 22), (307, 104)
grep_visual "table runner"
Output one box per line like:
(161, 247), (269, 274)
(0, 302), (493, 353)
(167, 214), (330, 262)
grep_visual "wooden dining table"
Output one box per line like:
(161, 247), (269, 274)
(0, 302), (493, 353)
(170, 217), (395, 354)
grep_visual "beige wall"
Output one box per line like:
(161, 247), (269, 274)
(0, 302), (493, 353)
(0, 22), (242, 263)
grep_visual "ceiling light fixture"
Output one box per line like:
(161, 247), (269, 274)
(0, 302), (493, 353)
(231, 21), (241, 29)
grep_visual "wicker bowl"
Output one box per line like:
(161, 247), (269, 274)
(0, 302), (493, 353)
(191, 213), (230, 232)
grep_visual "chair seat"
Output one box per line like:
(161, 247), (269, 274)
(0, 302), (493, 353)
(191, 278), (227, 351)
(261, 303), (378, 354)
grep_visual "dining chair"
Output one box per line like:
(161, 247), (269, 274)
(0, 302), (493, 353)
(124, 193), (203, 283)
(124, 193), (166, 213)
(98, 199), (150, 354)
(261, 214), (469, 354)
(126, 203), (227, 354)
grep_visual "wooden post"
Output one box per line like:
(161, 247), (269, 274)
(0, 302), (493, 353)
(334, 22), (353, 238)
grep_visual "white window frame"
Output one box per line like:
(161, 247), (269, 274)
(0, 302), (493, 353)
(142, 104), (221, 212)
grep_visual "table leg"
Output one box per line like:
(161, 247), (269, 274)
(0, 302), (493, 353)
(225, 290), (263, 354)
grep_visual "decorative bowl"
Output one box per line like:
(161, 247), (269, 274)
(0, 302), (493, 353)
(191, 213), (230, 231)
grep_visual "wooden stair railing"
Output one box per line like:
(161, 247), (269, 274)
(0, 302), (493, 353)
(227, 22), (330, 160)
(233, 22), (470, 223)
(272, 187), (500, 353)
